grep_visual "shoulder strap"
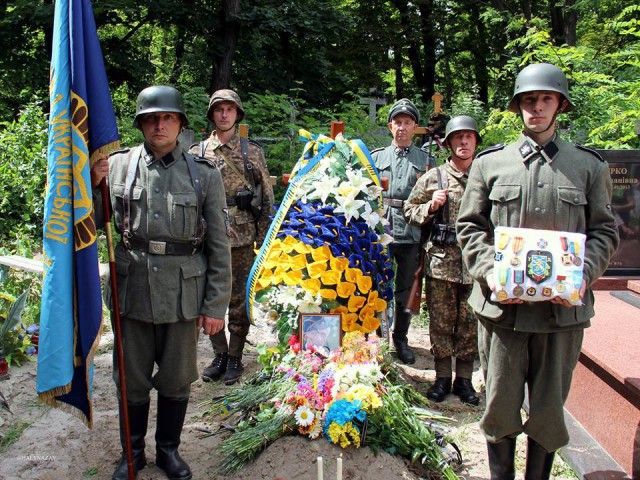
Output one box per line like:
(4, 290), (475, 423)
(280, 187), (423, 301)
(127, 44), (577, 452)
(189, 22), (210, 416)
(122, 145), (143, 248)
(240, 137), (257, 192)
(434, 166), (450, 224)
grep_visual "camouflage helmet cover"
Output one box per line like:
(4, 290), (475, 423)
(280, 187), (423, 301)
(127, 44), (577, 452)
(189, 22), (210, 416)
(443, 115), (481, 145)
(133, 85), (188, 128)
(387, 98), (420, 124)
(207, 89), (245, 122)
(508, 63), (574, 113)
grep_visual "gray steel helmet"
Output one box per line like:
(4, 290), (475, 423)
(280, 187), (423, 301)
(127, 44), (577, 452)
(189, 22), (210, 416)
(207, 89), (245, 122)
(133, 85), (188, 128)
(387, 98), (420, 124)
(443, 115), (481, 145)
(508, 63), (574, 113)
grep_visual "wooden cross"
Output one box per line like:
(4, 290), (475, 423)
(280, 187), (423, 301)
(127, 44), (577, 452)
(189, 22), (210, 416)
(432, 92), (444, 114)
(359, 97), (386, 122)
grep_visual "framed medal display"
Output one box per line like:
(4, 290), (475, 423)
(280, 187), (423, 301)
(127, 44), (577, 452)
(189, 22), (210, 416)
(491, 227), (586, 305)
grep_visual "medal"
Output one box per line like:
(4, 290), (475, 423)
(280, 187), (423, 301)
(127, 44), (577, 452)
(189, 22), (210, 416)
(526, 250), (553, 284)
(570, 270), (582, 303)
(560, 236), (569, 252)
(526, 286), (537, 296)
(497, 232), (510, 250)
(561, 253), (573, 266)
(556, 275), (566, 293)
(497, 266), (509, 301)
(495, 252), (504, 262)
(537, 238), (548, 249)
(511, 236), (524, 266)
(570, 289), (580, 302)
(542, 287), (553, 297)
(570, 241), (582, 266)
(513, 270), (524, 297)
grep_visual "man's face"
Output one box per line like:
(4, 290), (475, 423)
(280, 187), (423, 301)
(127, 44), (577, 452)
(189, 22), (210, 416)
(448, 130), (477, 161)
(212, 101), (238, 131)
(388, 113), (417, 148)
(140, 112), (181, 154)
(519, 91), (563, 133)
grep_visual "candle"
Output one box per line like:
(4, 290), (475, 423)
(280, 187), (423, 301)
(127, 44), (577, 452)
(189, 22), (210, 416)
(336, 457), (343, 480)
(317, 456), (323, 480)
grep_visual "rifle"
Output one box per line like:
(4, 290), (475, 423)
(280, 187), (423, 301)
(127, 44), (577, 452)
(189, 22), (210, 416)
(405, 225), (429, 315)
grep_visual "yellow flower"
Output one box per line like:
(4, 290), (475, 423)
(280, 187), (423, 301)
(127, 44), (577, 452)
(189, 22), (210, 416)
(356, 275), (372, 294)
(348, 295), (366, 312)
(358, 305), (376, 322)
(342, 313), (359, 332)
(361, 315), (380, 333)
(327, 422), (361, 448)
(302, 278), (321, 294)
(311, 245), (331, 262)
(345, 267), (362, 283)
(287, 253), (308, 271)
(281, 235), (299, 253)
(292, 241), (312, 254)
(307, 260), (328, 278)
(336, 281), (356, 298)
(320, 269), (341, 285)
(367, 290), (387, 312)
(330, 256), (349, 272)
(320, 289), (338, 300)
(282, 269), (303, 286)
(331, 306), (348, 315)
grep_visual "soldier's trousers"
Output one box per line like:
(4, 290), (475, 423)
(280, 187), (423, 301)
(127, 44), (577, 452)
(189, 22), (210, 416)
(388, 242), (421, 308)
(112, 318), (198, 404)
(478, 320), (583, 452)
(210, 244), (253, 357)
(425, 277), (477, 361)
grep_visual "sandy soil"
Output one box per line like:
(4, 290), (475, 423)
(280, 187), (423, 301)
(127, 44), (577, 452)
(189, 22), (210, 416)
(0, 320), (575, 480)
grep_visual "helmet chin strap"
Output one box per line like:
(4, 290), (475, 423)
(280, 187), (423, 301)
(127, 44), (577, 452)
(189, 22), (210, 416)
(520, 98), (568, 139)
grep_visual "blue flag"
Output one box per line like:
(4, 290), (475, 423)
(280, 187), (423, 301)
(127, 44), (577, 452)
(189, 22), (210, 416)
(37, 0), (119, 427)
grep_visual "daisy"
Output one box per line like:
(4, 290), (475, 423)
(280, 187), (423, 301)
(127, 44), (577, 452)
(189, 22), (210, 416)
(294, 405), (315, 427)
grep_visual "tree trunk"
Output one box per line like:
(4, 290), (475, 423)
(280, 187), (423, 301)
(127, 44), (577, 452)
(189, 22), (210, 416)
(393, 46), (405, 100)
(470, 3), (489, 105)
(418, 1), (437, 102)
(564, 0), (577, 46)
(213, 0), (240, 90)
(549, 0), (565, 45)
(169, 26), (185, 85)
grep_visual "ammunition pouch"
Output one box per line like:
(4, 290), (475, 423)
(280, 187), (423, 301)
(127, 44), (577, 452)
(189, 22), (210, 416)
(429, 223), (457, 247)
(235, 190), (254, 211)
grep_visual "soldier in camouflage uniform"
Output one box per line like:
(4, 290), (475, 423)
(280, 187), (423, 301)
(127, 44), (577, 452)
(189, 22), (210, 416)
(457, 64), (619, 479)
(372, 99), (437, 364)
(404, 116), (481, 406)
(91, 86), (232, 480)
(190, 89), (275, 385)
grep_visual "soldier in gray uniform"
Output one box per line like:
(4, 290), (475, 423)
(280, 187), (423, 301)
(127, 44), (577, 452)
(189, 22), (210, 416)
(372, 99), (437, 364)
(404, 116), (480, 406)
(457, 64), (619, 479)
(92, 86), (232, 480)
(190, 89), (275, 385)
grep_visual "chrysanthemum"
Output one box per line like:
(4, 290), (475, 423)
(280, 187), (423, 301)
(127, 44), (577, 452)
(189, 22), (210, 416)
(295, 405), (315, 426)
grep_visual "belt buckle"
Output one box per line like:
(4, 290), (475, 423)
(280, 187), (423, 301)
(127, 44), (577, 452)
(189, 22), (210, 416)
(149, 240), (166, 255)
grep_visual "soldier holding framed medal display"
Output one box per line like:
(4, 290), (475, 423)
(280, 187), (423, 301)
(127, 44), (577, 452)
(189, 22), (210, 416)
(457, 64), (619, 479)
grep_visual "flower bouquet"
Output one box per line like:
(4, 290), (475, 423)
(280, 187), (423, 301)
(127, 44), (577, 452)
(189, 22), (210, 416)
(247, 130), (395, 347)
(205, 331), (460, 478)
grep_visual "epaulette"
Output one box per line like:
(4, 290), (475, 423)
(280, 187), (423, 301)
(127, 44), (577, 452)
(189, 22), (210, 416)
(109, 147), (130, 157)
(475, 144), (505, 158)
(575, 144), (604, 161)
(192, 154), (217, 168)
(370, 147), (384, 155)
(248, 139), (263, 149)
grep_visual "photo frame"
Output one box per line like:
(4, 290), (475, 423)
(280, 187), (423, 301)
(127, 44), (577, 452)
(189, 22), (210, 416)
(299, 313), (343, 354)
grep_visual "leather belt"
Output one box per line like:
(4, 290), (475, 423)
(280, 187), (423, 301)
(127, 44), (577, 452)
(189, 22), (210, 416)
(383, 198), (404, 208)
(126, 238), (202, 256)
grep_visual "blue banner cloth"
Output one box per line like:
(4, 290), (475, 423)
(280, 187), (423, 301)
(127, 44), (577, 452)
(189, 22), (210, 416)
(37, 0), (119, 428)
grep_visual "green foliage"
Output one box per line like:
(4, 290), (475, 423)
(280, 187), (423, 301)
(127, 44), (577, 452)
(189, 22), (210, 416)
(0, 288), (34, 367)
(0, 98), (48, 246)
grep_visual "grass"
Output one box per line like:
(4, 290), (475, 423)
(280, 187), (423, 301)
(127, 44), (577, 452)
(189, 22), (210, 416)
(0, 420), (30, 453)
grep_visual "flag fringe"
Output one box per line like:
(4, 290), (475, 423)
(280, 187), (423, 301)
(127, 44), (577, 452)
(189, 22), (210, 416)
(90, 140), (121, 165)
(38, 390), (93, 428)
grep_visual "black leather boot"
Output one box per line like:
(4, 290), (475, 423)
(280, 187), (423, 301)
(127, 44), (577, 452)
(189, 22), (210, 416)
(525, 437), (555, 480)
(452, 377), (480, 406)
(155, 396), (192, 480)
(113, 402), (150, 480)
(392, 306), (415, 364)
(201, 352), (228, 382)
(487, 437), (517, 480)
(224, 355), (244, 385)
(427, 377), (452, 402)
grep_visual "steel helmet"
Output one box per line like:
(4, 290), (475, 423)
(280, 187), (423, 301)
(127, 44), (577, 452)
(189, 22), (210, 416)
(443, 115), (481, 145)
(387, 98), (420, 124)
(207, 89), (245, 122)
(508, 63), (574, 113)
(133, 85), (188, 128)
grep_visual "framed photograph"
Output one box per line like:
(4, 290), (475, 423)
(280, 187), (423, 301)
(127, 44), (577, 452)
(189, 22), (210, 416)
(299, 313), (342, 354)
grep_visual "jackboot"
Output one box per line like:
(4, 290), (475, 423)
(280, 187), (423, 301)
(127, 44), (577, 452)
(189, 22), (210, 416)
(201, 352), (228, 382)
(392, 305), (415, 364)
(427, 377), (452, 402)
(155, 396), (192, 480)
(487, 437), (517, 480)
(224, 355), (244, 385)
(112, 401), (150, 480)
(525, 437), (555, 480)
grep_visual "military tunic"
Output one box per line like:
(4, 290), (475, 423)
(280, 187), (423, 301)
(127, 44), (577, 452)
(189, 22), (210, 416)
(457, 133), (619, 450)
(94, 143), (232, 402)
(372, 144), (436, 308)
(190, 132), (275, 357)
(404, 160), (477, 361)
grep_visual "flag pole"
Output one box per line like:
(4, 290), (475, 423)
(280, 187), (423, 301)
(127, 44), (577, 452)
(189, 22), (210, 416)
(100, 180), (135, 480)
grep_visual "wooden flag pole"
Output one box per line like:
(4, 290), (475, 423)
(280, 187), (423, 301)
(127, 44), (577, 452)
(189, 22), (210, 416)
(100, 180), (135, 480)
